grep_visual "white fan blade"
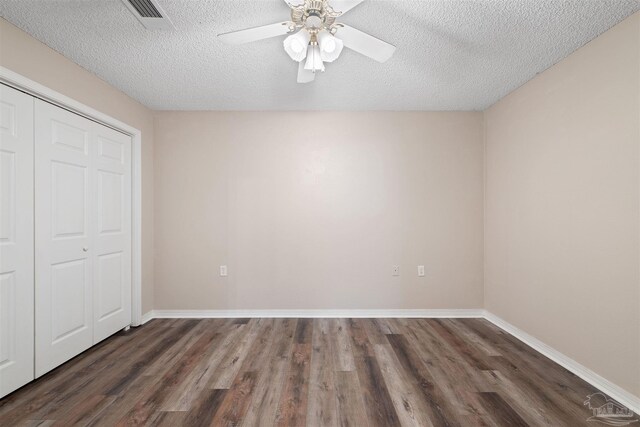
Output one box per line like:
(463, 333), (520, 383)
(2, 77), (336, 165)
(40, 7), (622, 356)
(284, 0), (305, 7)
(297, 61), (315, 83)
(218, 22), (292, 45)
(329, 0), (365, 14)
(336, 24), (396, 63)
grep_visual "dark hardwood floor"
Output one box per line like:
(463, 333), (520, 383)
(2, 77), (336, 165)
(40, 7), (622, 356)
(0, 318), (609, 426)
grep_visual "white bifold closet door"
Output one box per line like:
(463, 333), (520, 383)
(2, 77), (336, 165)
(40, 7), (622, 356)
(35, 99), (131, 377)
(0, 85), (34, 398)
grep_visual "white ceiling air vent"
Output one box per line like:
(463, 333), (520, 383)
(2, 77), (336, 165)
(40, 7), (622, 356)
(122, 0), (174, 30)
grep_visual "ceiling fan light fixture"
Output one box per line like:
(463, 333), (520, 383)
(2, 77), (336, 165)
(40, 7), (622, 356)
(317, 31), (343, 62)
(283, 29), (311, 62)
(219, 0), (396, 83)
(304, 44), (325, 72)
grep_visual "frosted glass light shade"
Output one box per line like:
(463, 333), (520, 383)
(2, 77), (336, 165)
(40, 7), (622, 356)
(304, 44), (325, 72)
(317, 31), (343, 62)
(284, 30), (311, 62)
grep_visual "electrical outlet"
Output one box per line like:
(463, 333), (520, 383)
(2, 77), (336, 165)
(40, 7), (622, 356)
(418, 265), (425, 277)
(392, 265), (400, 276)
(220, 265), (228, 277)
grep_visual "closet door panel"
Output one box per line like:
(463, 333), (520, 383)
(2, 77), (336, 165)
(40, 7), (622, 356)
(35, 100), (93, 377)
(0, 84), (34, 398)
(92, 124), (131, 343)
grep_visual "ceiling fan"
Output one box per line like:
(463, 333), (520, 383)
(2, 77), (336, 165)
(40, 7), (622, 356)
(218, 0), (396, 83)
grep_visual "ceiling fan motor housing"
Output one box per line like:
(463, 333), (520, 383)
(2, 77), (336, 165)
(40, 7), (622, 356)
(307, 0), (324, 13)
(292, 0), (340, 32)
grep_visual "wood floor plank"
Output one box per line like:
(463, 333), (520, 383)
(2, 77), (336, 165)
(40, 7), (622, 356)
(329, 319), (356, 372)
(445, 319), (502, 357)
(361, 318), (390, 345)
(294, 318), (313, 344)
(162, 321), (245, 411)
(242, 319), (297, 427)
(115, 327), (219, 425)
(346, 318), (374, 359)
(353, 355), (401, 426)
(347, 319), (401, 427)
(371, 318), (395, 335)
(386, 333), (461, 427)
(334, 371), (368, 427)
(411, 320), (493, 393)
(150, 411), (188, 427)
(275, 343), (312, 427)
(0, 318), (613, 426)
(182, 388), (227, 427)
(0, 391), (58, 426)
(453, 389), (500, 427)
(306, 319), (338, 427)
(489, 328), (597, 399)
(205, 319), (280, 425)
(489, 355), (589, 425)
(0, 324), (172, 424)
(208, 319), (264, 389)
(18, 420), (55, 427)
(237, 318), (280, 375)
(105, 320), (201, 396)
(210, 371), (258, 426)
(50, 394), (116, 427)
(244, 358), (290, 427)
(429, 319), (495, 371)
(143, 318), (213, 377)
(373, 343), (434, 427)
(84, 382), (149, 427)
(481, 369), (560, 427)
(477, 392), (529, 427)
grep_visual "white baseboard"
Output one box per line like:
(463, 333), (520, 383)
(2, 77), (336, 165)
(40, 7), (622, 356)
(149, 308), (484, 319)
(483, 310), (640, 414)
(138, 310), (155, 325)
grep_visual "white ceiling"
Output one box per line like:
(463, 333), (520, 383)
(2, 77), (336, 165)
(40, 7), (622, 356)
(1, 0), (638, 111)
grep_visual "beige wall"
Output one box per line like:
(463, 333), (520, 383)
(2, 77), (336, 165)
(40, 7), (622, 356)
(0, 18), (155, 314)
(485, 12), (640, 397)
(154, 112), (484, 310)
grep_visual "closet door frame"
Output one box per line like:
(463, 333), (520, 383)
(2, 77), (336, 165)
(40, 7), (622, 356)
(0, 67), (144, 327)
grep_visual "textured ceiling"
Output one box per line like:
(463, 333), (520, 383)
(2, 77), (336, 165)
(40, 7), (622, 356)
(1, 0), (638, 110)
